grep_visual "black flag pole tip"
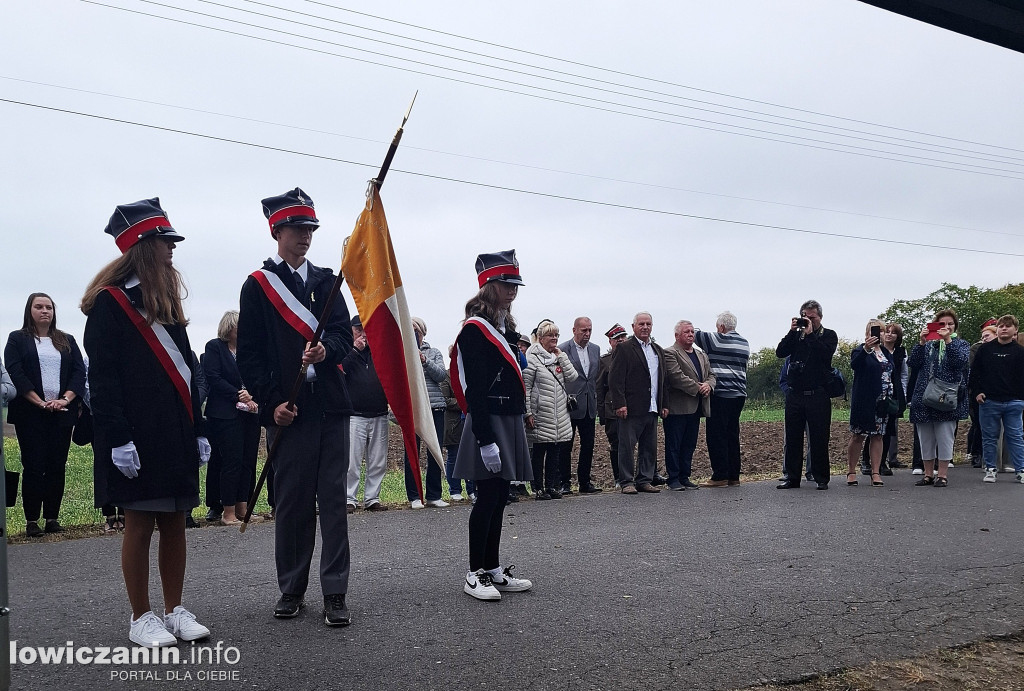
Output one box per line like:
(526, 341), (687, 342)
(373, 91), (418, 189)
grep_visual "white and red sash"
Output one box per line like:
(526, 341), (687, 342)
(450, 317), (524, 413)
(105, 287), (194, 423)
(250, 268), (318, 342)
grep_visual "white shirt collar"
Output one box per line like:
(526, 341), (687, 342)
(275, 255), (308, 282)
(125, 274), (141, 289)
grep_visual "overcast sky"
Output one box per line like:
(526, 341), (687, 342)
(3, 1), (1023, 367)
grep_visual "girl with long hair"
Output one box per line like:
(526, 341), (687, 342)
(81, 198), (210, 647)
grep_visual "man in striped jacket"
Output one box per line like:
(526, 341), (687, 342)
(694, 311), (750, 487)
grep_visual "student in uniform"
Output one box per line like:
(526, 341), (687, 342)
(81, 198), (211, 647)
(236, 187), (354, 627)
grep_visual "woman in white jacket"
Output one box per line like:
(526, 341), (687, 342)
(524, 321), (578, 499)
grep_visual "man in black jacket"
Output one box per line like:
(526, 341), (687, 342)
(344, 315), (389, 512)
(776, 300), (838, 490)
(237, 187), (354, 627)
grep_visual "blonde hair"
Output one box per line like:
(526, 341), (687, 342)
(81, 238), (188, 325)
(217, 310), (239, 341)
(865, 319), (885, 338)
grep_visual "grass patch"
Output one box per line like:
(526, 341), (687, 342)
(741, 403), (850, 423)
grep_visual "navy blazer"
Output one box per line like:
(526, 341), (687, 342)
(4, 330), (86, 428)
(202, 338), (245, 420)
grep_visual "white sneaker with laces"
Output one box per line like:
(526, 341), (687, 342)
(489, 565), (533, 593)
(948, 462), (955, 468)
(164, 606), (210, 642)
(425, 498), (449, 508)
(129, 611), (177, 648)
(984, 468), (998, 483)
(469, 493), (477, 504)
(1016, 472), (1024, 484)
(911, 469), (924, 475)
(410, 499), (424, 509)
(450, 493), (464, 502)
(464, 570), (500, 601)
(1005, 466), (1016, 473)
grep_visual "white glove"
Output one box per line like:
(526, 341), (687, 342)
(197, 436), (211, 466)
(480, 443), (502, 473)
(112, 442), (140, 479)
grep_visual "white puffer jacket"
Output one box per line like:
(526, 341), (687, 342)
(524, 344), (578, 443)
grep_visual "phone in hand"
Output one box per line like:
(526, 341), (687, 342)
(925, 322), (944, 341)
(870, 325), (881, 341)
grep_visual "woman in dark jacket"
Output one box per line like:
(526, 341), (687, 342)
(907, 309), (970, 487)
(451, 250), (534, 602)
(81, 198), (210, 648)
(4, 292), (86, 537)
(203, 310), (260, 525)
(846, 319), (893, 487)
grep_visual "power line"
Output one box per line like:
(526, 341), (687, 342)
(304, 0), (1024, 157)
(200, 0), (1024, 167)
(5, 73), (1020, 238)
(81, 1), (1024, 181)
(4, 96), (1022, 258)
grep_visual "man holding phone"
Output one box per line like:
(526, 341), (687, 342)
(776, 300), (838, 490)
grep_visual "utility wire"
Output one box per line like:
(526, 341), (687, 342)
(81, 1), (1024, 181)
(3, 96), (1022, 257)
(304, 0), (1024, 156)
(215, 0), (1024, 166)
(4, 73), (1020, 239)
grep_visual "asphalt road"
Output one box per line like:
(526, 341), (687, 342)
(8, 467), (1024, 690)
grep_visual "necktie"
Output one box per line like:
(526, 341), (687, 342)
(292, 271), (305, 300)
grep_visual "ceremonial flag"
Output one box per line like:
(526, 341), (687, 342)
(341, 185), (443, 502)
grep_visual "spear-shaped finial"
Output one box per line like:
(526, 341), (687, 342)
(372, 91), (418, 189)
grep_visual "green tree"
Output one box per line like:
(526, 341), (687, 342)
(745, 346), (784, 404)
(878, 282), (1024, 344)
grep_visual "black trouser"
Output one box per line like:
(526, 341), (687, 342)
(404, 408), (445, 502)
(209, 413), (261, 506)
(967, 397), (982, 457)
(617, 413), (658, 486)
(469, 477), (511, 571)
(15, 417), (73, 522)
(784, 389), (832, 484)
(531, 442), (562, 492)
(565, 415), (596, 488)
(273, 400), (350, 597)
(603, 419), (620, 482)
(707, 396), (746, 481)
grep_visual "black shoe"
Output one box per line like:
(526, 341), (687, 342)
(776, 480), (800, 490)
(506, 491), (519, 503)
(579, 484), (602, 494)
(515, 485), (530, 496)
(44, 519), (63, 533)
(652, 474), (668, 486)
(816, 482), (829, 490)
(274, 594), (304, 618)
(25, 521), (44, 538)
(323, 594), (350, 627)
(889, 460), (907, 468)
(535, 490), (550, 501)
(859, 466), (871, 476)
(205, 508), (223, 522)
(667, 481), (685, 491)
(185, 515), (199, 529)
(547, 488), (563, 499)
(681, 478), (700, 489)
(880, 467), (893, 476)
(560, 484), (574, 496)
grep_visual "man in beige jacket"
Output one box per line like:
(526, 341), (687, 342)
(662, 321), (715, 490)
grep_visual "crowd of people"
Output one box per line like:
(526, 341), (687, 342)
(2, 191), (1024, 645)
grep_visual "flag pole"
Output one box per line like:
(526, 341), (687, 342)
(241, 93), (417, 533)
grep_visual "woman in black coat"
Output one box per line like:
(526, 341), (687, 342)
(203, 310), (260, 525)
(846, 319), (894, 487)
(81, 198), (210, 648)
(4, 292), (86, 537)
(451, 250), (534, 602)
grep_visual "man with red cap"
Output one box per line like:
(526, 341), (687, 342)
(237, 187), (355, 627)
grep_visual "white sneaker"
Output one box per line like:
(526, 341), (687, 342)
(1005, 466), (1015, 473)
(489, 565), (532, 593)
(425, 499), (449, 508)
(948, 462), (955, 468)
(1016, 472), (1024, 484)
(468, 493), (477, 504)
(410, 499), (424, 509)
(163, 606), (210, 642)
(450, 493), (464, 502)
(464, 570), (500, 601)
(984, 468), (998, 483)
(912, 469), (924, 475)
(129, 611), (177, 648)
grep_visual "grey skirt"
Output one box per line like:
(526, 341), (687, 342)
(454, 413), (533, 483)
(120, 494), (200, 512)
